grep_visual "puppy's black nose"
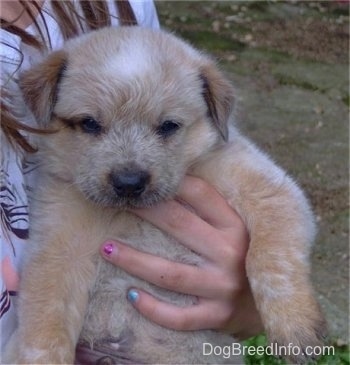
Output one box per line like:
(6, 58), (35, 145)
(111, 170), (150, 198)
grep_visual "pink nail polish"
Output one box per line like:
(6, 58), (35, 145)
(103, 242), (114, 256)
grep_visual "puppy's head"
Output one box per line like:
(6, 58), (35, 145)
(20, 27), (235, 208)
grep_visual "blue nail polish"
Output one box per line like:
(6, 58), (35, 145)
(127, 289), (139, 303)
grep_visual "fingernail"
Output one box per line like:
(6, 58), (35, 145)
(103, 242), (115, 256)
(127, 289), (139, 303)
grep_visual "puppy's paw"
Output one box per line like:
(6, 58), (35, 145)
(9, 335), (75, 364)
(14, 348), (74, 365)
(14, 337), (75, 364)
(265, 299), (327, 364)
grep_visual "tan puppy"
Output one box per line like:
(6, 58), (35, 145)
(4, 27), (326, 364)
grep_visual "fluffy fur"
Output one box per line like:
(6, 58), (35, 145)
(4, 27), (326, 364)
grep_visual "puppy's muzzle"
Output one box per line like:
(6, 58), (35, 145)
(110, 170), (151, 198)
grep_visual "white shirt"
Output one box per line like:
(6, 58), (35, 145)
(0, 0), (159, 352)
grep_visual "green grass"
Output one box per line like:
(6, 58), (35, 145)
(243, 335), (349, 365)
(177, 29), (246, 53)
(342, 94), (350, 107)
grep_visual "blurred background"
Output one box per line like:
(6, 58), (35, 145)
(155, 1), (349, 363)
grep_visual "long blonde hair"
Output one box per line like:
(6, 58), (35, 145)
(1, 0), (137, 152)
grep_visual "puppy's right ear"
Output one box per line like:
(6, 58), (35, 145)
(199, 63), (235, 142)
(19, 50), (67, 127)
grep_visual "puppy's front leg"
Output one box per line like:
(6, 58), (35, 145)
(8, 235), (96, 364)
(192, 134), (327, 363)
(245, 194), (327, 363)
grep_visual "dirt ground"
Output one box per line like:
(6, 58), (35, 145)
(155, 0), (349, 343)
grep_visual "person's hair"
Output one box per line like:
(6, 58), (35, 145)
(1, 0), (137, 153)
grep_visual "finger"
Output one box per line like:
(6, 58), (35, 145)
(100, 241), (226, 298)
(126, 289), (233, 331)
(131, 201), (228, 260)
(179, 176), (250, 260)
(177, 176), (245, 230)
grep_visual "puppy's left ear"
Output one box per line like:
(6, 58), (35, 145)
(19, 50), (67, 127)
(200, 64), (235, 142)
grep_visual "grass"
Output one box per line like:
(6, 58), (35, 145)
(178, 29), (246, 53)
(243, 335), (349, 365)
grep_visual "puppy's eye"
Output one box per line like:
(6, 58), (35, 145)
(80, 117), (102, 134)
(157, 120), (181, 138)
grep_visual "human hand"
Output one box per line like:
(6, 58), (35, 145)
(100, 175), (263, 340)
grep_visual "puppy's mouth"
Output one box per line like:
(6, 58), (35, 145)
(109, 190), (168, 209)
(79, 170), (177, 209)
